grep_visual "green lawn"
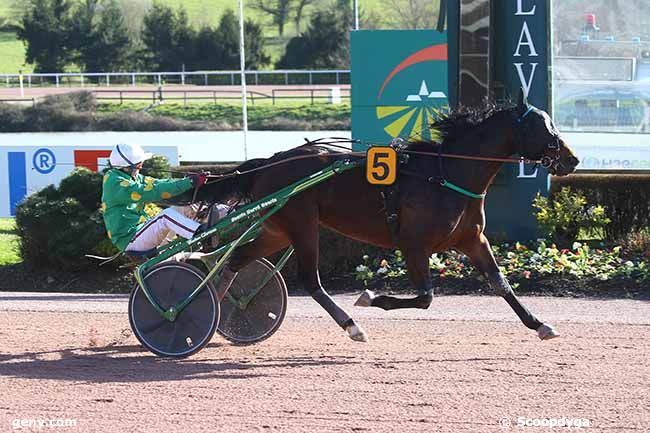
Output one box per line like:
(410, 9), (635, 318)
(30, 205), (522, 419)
(0, 218), (21, 265)
(0, 31), (30, 73)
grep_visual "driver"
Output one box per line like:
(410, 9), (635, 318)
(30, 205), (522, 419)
(101, 143), (216, 254)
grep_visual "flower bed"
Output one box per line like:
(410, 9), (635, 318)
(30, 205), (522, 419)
(355, 240), (650, 296)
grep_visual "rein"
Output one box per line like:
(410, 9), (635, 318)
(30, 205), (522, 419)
(202, 141), (543, 185)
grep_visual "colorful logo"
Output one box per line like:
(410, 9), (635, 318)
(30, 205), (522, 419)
(375, 44), (448, 141)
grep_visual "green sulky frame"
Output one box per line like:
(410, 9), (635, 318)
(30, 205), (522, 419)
(133, 158), (362, 323)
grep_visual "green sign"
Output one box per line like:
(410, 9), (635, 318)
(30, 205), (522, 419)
(351, 30), (448, 148)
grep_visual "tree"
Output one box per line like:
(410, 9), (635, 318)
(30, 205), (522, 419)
(17, 0), (74, 72)
(193, 10), (270, 70)
(276, 4), (350, 69)
(83, 0), (133, 71)
(140, 4), (196, 71)
(293, 0), (316, 34)
(250, 0), (292, 36)
(384, 0), (438, 30)
(243, 18), (271, 69)
(115, 0), (152, 42)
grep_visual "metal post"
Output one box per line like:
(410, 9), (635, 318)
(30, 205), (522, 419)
(19, 70), (24, 97)
(106, 74), (110, 86)
(132, 74), (136, 86)
(239, 0), (249, 160)
(353, 0), (359, 30)
(205, 74), (208, 86)
(56, 75), (60, 87)
(81, 74), (84, 87)
(28, 75), (32, 88)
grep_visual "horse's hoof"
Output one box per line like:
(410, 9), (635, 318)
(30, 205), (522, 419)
(537, 323), (560, 340)
(345, 323), (369, 342)
(354, 290), (375, 307)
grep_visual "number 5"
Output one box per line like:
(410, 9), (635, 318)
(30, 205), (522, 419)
(366, 147), (397, 185)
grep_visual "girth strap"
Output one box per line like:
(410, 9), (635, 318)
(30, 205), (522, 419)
(380, 182), (401, 246)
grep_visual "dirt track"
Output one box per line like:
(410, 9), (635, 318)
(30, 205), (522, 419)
(0, 292), (648, 433)
(0, 84), (351, 101)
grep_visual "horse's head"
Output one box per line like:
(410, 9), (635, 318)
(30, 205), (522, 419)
(513, 91), (579, 176)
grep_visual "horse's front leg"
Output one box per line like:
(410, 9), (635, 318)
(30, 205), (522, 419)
(460, 233), (559, 340)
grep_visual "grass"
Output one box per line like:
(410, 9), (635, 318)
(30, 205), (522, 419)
(0, 30), (30, 73)
(0, 218), (21, 265)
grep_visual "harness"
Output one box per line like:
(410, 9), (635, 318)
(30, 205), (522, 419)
(378, 105), (562, 245)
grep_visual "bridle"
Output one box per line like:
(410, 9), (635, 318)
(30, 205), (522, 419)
(514, 106), (562, 173)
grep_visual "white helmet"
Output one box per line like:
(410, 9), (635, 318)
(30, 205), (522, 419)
(109, 143), (153, 168)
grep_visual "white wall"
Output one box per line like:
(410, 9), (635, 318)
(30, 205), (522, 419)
(0, 131), (350, 217)
(564, 132), (650, 170)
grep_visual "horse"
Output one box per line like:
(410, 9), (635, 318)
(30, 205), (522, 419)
(190, 94), (579, 343)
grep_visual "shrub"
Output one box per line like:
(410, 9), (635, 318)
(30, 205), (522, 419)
(0, 92), (226, 132)
(552, 174), (650, 240)
(15, 156), (172, 270)
(15, 168), (107, 270)
(532, 187), (610, 247)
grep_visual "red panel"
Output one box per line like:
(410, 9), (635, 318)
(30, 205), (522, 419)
(74, 150), (111, 172)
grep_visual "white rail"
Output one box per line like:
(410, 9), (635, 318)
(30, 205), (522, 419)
(0, 70), (351, 88)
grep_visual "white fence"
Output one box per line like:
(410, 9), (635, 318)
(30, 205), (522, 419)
(0, 70), (351, 88)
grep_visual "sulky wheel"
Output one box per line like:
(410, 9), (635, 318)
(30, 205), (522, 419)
(217, 258), (288, 345)
(129, 261), (219, 358)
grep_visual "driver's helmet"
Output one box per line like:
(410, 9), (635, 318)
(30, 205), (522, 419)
(109, 143), (153, 168)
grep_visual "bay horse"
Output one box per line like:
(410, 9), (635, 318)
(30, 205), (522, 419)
(192, 94), (579, 343)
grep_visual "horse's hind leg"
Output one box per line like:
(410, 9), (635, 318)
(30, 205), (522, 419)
(287, 219), (368, 342)
(355, 246), (433, 310)
(460, 233), (559, 340)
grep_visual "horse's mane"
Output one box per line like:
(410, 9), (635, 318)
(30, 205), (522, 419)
(405, 102), (516, 152)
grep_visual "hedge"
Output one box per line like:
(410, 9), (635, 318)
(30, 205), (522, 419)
(0, 92), (223, 133)
(552, 174), (650, 240)
(0, 92), (351, 133)
(15, 157), (172, 271)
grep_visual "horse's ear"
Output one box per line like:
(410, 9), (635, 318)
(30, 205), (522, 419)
(517, 88), (529, 109)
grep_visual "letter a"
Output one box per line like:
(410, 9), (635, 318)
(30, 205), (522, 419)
(514, 22), (538, 57)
